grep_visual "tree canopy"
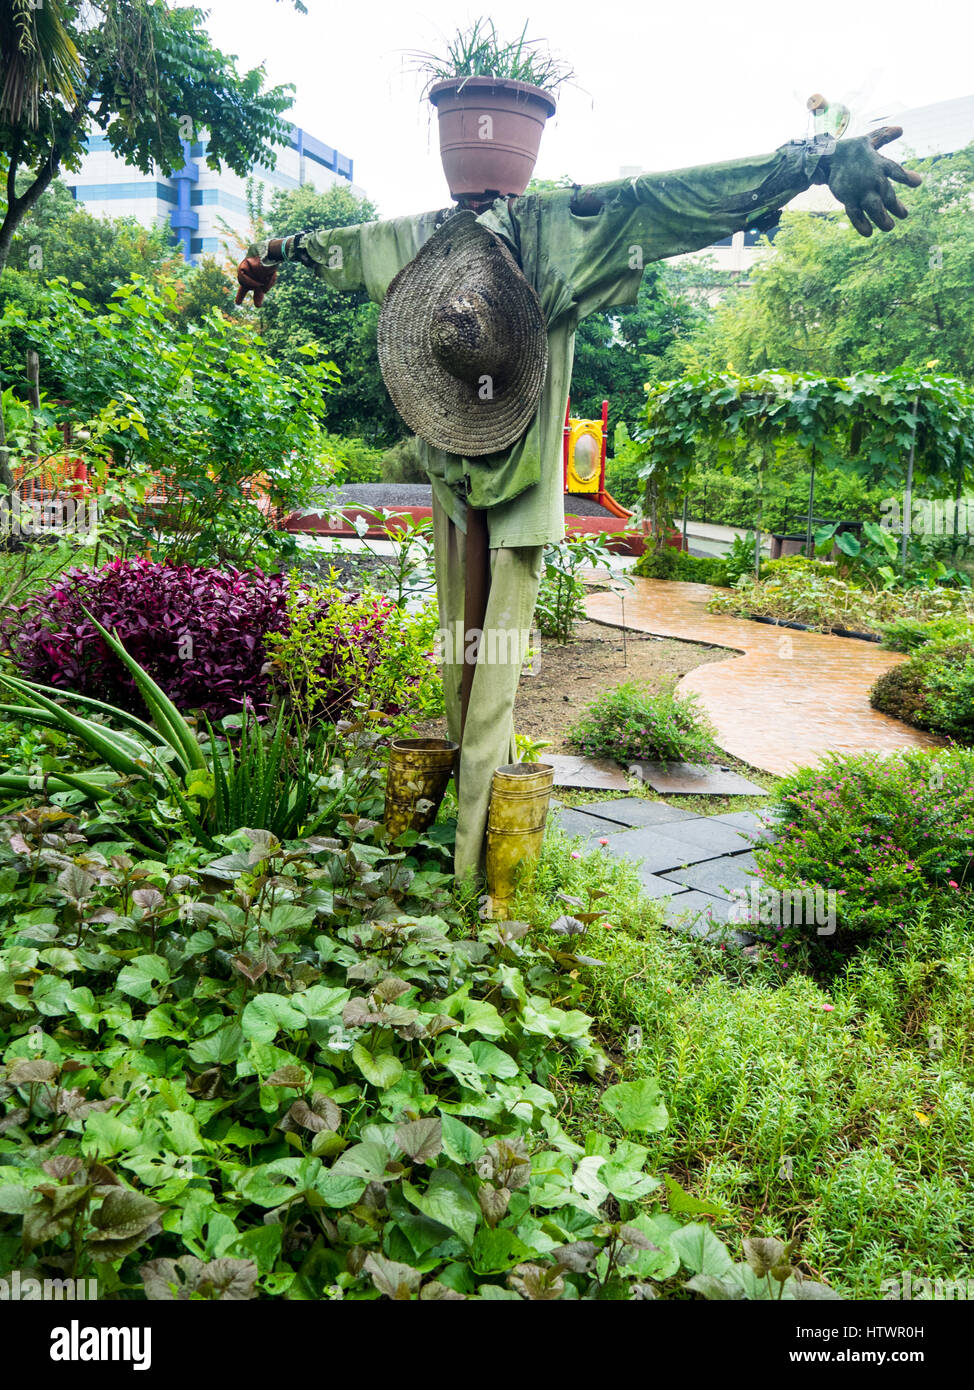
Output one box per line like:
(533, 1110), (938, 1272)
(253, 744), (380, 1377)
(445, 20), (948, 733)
(0, 0), (296, 272)
(678, 144), (974, 381)
(253, 182), (405, 446)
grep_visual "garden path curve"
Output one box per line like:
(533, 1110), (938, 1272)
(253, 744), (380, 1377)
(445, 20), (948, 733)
(585, 578), (942, 775)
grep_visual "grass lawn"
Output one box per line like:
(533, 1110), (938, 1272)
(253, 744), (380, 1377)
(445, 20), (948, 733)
(514, 829), (974, 1298)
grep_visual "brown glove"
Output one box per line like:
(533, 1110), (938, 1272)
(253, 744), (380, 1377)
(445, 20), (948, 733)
(824, 126), (922, 236)
(235, 255), (278, 307)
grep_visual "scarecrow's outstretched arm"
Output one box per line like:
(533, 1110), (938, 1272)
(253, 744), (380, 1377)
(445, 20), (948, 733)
(563, 128), (919, 262)
(236, 208), (450, 306)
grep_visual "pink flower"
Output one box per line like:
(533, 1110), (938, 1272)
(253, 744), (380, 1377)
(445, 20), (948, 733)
(598, 837), (609, 847)
(948, 880), (959, 889)
(570, 851), (582, 861)
(822, 1004), (835, 1012)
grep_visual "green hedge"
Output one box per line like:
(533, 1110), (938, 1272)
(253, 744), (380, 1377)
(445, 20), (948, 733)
(634, 546), (730, 585)
(870, 635), (974, 743)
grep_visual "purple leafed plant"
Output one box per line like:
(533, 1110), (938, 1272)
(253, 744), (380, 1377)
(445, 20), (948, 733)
(3, 559), (291, 720)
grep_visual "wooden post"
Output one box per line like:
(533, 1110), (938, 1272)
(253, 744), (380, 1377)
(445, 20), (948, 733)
(459, 503), (491, 775)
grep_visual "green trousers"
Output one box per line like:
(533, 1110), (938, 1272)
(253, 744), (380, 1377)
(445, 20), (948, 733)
(431, 491), (543, 881)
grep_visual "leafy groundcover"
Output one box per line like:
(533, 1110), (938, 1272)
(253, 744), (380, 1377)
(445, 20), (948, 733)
(0, 808), (833, 1301)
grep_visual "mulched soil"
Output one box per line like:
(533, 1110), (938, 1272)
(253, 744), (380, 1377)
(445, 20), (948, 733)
(414, 618), (731, 754)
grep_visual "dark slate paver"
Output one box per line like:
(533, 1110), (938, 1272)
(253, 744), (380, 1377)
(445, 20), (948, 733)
(545, 754), (630, 790)
(660, 852), (758, 897)
(663, 891), (756, 946)
(548, 807), (624, 840)
(602, 826), (720, 875)
(572, 798), (697, 829)
(630, 761), (768, 796)
(654, 817), (754, 857)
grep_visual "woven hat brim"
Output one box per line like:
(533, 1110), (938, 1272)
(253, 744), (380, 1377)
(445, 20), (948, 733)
(377, 212), (548, 458)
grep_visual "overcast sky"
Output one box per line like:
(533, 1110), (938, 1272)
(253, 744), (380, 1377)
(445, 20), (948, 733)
(184, 0), (974, 219)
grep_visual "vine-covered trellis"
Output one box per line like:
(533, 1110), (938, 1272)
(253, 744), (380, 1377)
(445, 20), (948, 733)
(628, 367), (974, 574)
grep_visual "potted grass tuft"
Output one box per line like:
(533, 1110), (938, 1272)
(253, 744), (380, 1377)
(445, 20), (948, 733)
(413, 18), (573, 201)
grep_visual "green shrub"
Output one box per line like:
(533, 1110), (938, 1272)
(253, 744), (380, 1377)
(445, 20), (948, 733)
(709, 561), (973, 636)
(265, 577), (443, 735)
(535, 534), (616, 643)
(382, 435), (429, 484)
(753, 748), (974, 968)
(870, 636), (974, 743)
(634, 545), (729, 586)
(322, 432), (385, 485)
(568, 679), (719, 766)
(878, 614), (972, 653)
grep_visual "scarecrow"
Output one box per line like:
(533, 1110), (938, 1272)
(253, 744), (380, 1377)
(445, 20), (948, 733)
(237, 113), (920, 897)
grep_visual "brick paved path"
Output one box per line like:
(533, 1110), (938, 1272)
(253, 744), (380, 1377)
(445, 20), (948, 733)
(586, 579), (942, 775)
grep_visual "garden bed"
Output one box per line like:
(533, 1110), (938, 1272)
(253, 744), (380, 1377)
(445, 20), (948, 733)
(414, 620), (731, 753)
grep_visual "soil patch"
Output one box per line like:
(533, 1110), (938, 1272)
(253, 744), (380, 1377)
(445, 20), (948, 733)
(414, 619), (731, 753)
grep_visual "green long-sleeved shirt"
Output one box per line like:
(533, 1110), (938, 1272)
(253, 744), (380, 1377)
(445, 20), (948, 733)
(295, 139), (830, 547)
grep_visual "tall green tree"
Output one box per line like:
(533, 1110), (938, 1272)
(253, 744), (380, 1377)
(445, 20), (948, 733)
(0, 1), (295, 274)
(569, 262), (711, 430)
(679, 144), (974, 380)
(254, 182), (405, 446)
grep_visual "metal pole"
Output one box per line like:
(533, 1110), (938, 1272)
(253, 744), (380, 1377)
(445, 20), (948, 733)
(681, 492), (688, 553)
(901, 397), (920, 576)
(805, 447), (816, 557)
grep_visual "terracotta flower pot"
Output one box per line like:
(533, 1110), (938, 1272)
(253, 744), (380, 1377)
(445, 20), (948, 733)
(429, 76), (557, 201)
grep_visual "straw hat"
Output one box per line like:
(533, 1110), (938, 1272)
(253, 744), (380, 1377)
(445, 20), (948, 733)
(377, 211), (548, 457)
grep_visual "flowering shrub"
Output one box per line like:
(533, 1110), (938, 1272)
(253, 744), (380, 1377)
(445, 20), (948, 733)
(753, 749), (974, 968)
(567, 679), (718, 766)
(3, 559), (289, 720)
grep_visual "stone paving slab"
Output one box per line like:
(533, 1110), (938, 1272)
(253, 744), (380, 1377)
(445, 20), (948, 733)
(602, 826), (722, 875)
(569, 797), (697, 829)
(587, 580), (943, 775)
(656, 816), (755, 857)
(663, 892), (755, 947)
(661, 852), (758, 897)
(629, 869), (694, 900)
(709, 810), (778, 839)
(630, 760), (768, 796)
(548, 807), (623, 840)
(545, 754), (631, 790)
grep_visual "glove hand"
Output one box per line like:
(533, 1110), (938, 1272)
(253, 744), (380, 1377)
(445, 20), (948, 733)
(235, 255), (277, 307)
(826, 126), (922, 236)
